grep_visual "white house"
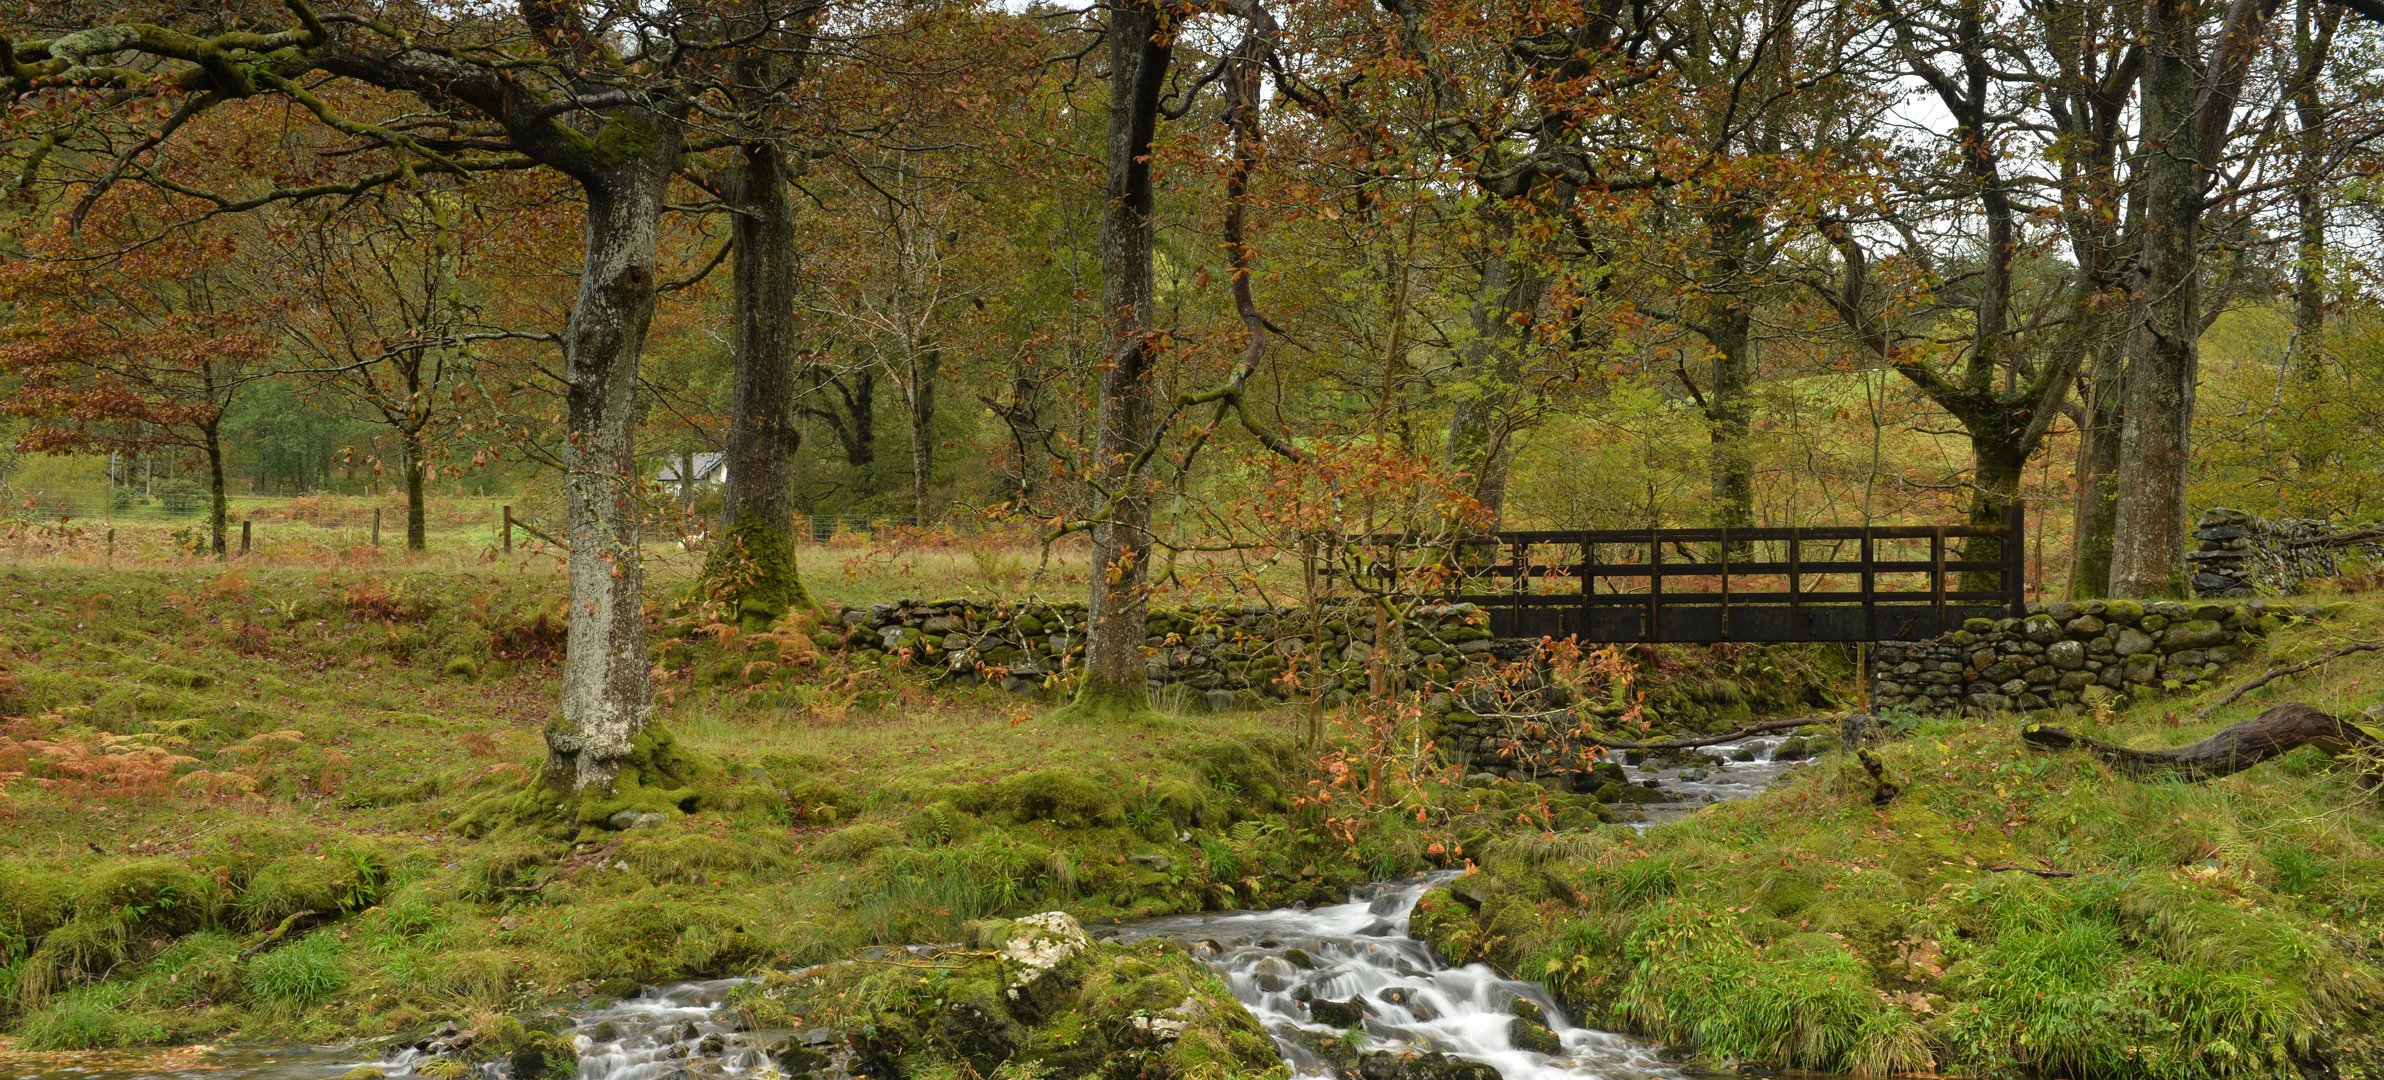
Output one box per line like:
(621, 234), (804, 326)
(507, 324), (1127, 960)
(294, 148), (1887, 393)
(658, 451), (729, 488)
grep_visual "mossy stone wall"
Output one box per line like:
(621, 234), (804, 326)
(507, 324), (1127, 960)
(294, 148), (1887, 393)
(1868, 598), (2331, 714)
(823, 599), (1502, 709)
(2189, 507), (2384, 597)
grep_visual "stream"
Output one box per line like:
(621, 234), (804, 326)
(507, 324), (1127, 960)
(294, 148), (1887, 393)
(22, 736), (1806, 1080)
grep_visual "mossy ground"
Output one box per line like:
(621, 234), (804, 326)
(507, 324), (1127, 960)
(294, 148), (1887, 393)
(0, 563), (1583, 1058)
(1413, 598), (2384, 1078)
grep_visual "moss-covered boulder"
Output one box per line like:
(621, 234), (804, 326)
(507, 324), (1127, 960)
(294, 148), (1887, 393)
(746, 911), (1285, 1078)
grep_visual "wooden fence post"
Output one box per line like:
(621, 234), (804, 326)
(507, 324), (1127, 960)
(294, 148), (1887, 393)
(240, 519), (252, 556)
(372, 507), (382, 548)
(502, 505), (513, 553)
(2004, 500), (2027, 615)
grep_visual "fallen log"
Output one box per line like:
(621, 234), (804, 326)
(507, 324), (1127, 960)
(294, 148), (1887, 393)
(2195, 640), (2383, 719)
(2022, 702), (2384, 783)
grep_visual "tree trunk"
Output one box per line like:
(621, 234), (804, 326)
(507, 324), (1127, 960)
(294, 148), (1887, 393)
(401, 428), (427, 551)
(1445, 203), (1546, 525)
(2022, 702), (2382, 782)
(2109, 0), (2199, 599)
(1074, 0), (1171, 716)
(1962, 432), (2027, 592)
(1698, 207), (1758, 539)
(204, 423), (228, 559)
(2069, 342), (2125, 599)
(909, 348), (936, 524)
(705, 139), (813, 625)
(2285, 0), (2335, 392)
(546, 153), (675, 791)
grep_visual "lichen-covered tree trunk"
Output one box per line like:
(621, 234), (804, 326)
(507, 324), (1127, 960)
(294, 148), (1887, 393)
(706, 139), (813, 624)
(2109, 0), (2199, 599)
(1074, 0), (1171, 715)
(547, 156), (675, 790)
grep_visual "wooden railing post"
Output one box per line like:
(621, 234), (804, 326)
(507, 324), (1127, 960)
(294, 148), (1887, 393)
(1647, 529), (1663, 644)
(1718, 526), (1731, 641)
(1859, 525), (1875, 641)
(2004, 500), (2027, 615)
(1788, 526), (1802, 637)
(1930, 526), (1947, 632)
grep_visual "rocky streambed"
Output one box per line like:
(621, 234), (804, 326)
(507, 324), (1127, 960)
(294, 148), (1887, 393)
(31, 735), (1812, 1080)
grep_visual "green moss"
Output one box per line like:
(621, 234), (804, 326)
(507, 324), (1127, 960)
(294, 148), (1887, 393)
(958, 769), (1124, 828)
(457, 723), (727, 840)
(77, 859), (221, 936)
(0, 862), (76, 963)
(476, 1014), (578, 1080)
(699, 518), (817, 628)
(1053, 671), (1158, 723)
(815, 822), (903, 862)
(240, 846), (390, 929)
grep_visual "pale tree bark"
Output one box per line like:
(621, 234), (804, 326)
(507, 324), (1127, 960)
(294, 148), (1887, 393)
(548, 150), (678, 790)
(1075, 0), (1172, 714)
(906, 347), (936, 523)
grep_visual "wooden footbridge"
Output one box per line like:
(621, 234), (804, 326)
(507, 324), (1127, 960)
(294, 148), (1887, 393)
(1366, 505), (2026, 645)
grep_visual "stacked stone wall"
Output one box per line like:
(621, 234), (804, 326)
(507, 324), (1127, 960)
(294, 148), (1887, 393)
(1868, 598), (2338, 714)
(2190, 508), (2384, 597)
(823, 598), (1503, 709)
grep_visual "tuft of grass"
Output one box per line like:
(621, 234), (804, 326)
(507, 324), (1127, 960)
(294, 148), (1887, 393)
(244, 935), (349, 1010)
(16, 984), (167, 1049)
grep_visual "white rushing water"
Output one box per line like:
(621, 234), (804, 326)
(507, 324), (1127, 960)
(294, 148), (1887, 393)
(1618, 732), (1811, 822)
(1109, 877), (1679, 1080)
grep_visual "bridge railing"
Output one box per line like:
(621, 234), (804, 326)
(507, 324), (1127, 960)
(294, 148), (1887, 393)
(1337, 504), (2024, 644)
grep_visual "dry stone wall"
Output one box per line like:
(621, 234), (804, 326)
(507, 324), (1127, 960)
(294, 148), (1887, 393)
(2190, 508), (2384, 597)
(1868, 598), (2337, 715)
(823, 598), (1505, 709)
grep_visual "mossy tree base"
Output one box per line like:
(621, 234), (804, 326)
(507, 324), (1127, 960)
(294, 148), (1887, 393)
(457, 724), (733, 841)
(1049, 673), (1168, 726)
(699, 519), (816, 630)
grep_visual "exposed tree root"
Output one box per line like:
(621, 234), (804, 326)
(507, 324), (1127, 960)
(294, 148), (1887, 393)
(2023, 702), (2384, 784)
(2196, 641), (2383, 719)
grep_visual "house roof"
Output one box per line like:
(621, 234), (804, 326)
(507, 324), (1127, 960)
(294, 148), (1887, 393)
(657, 452), (727, 482)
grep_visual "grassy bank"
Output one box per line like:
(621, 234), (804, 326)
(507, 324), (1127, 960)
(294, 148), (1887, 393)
(0, 562), (1625, 1063)
(1412, 601), (2384, 1078)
